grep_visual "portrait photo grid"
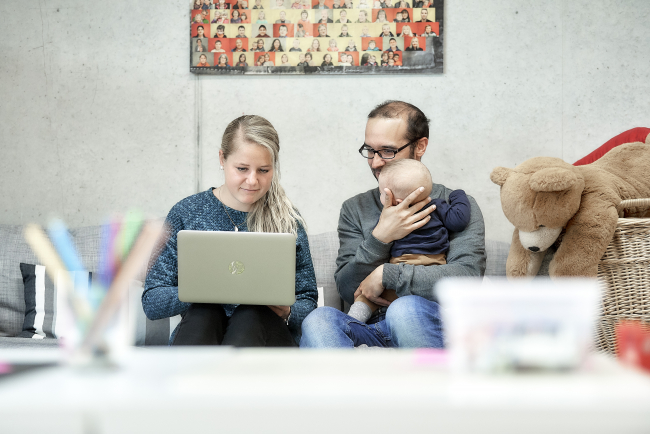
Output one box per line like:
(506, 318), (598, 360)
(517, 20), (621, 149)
(190, 0), (443, 74)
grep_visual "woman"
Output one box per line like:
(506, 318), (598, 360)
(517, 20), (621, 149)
(197, 54), (210, 67)
(280, 53), (290, 65)
(380, 51), (389, 65)
(395, 0), (410, 7)
(327, 39), (339, 52)
(143, 116), (317, 347)
(295, 23), (307, 37)
(270, 38), (284, 52)
(236, 53), (249, 66)
(308, 39), (321, 52)
(254, 38), (266, 51)
(263, 52), (274, 65)
(399, 24), (413, 36)
(256, 54), (266, 65)
(231, 10), (242, 23)
(193, 0), (202, 10)
(400, 9), (411, 22)
(195, 39), (205, 52)
(375, 9), (387, 23)
(321, 53), (334, 66)
(305, 52), (315, 65)
(256, 10), (268, 23)
(216, 53), (230, 67)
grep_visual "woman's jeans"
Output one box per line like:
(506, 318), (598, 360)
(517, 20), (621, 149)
(172, 304), (295, 347)
(299, 295), (444, 348)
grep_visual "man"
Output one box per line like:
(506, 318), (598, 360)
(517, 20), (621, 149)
(236, 25), (247, 38)
(313, 0), (329, 8)
(231, 38), (247, 52)
(278, 24), (288, 38)
(318, 10), (333, 23)
(300, 101), (486, 348)
(289, 39), (302, 51)
(418, 8), (433, 22)
(255, 24), (271, 37)
(379, 23), (394, 37)
(275, 11), (292, 23)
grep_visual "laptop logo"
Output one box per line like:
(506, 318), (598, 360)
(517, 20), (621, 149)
(229, 260), (245, 275)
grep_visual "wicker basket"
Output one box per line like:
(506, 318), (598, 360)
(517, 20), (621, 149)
(596, 198), (650, 354)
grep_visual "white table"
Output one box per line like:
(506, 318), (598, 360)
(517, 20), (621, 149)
(1, 347), (649, 434)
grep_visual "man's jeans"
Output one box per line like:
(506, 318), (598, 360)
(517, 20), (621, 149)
(299, 295), (444, 348)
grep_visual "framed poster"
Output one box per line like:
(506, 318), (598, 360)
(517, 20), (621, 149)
(190, 0), (443, 75)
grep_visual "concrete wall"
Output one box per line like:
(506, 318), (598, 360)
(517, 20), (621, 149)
(1, 0), (649, 242)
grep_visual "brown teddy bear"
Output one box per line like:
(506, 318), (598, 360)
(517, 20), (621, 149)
(490, 135), (650, 278)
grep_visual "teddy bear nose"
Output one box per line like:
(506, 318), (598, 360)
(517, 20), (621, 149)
(528, 246), (540, 252)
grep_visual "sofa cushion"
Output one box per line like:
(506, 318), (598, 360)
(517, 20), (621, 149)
(307, 232), (342, 311)
(485, 239), (509, 277)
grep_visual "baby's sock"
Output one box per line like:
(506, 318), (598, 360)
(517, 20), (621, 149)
(347, 301), (372, 323)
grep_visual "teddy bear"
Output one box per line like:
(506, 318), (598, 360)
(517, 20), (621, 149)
(490, 133), (650, 278)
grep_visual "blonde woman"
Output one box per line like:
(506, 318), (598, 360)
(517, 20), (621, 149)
(144, 115), (317, 347)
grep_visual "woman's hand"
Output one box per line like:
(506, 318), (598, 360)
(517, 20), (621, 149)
(268, 305), (290, 321)
(372, 187), (435, 244)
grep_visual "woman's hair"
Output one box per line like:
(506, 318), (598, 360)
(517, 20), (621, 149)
(361, 53), (369, 64)
(324, 53), (332, 62)
(402, 25), (411, 35)
(221, 115), (305, 235)
(233, 10), (240, 17)
(301, 11), (308, 18)
(241, 12), (248, 20)
(281, 53), (289, 62)
(311, 39), (320, 50)
(218, 53), (228, 65)
(305, 52), (313, 60)
(200, 54), (208, 61)
(401, 9), (410, 20)
(271, 39), (283, 51)
(376, 10), (386, 20)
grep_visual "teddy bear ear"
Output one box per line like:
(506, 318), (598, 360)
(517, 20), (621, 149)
(529, 167), (579, 192)
(490, 167), (512, 186)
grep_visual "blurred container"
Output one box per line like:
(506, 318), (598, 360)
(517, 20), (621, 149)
(436, 277), (601, 373)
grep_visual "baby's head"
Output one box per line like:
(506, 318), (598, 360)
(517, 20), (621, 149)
(378, 159), (432, 206)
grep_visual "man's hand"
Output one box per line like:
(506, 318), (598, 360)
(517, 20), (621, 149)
(372, 187), (436, 244)
(268, 305), (290, 321)
(353, 265), (391, 307)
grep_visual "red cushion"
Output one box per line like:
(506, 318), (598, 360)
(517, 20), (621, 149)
(574, 127), (650, 166)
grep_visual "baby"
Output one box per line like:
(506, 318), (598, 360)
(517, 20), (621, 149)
(347, 159), (471, 322)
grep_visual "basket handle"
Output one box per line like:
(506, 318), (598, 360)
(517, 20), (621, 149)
(618, 198), (650, 217)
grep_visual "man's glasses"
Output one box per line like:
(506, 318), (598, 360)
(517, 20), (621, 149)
(358, 139), (420, 160)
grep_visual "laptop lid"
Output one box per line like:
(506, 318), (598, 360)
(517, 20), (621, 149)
(177, 230), (296, 306)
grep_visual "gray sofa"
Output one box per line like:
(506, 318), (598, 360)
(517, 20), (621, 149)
(0, 224), (510, 348)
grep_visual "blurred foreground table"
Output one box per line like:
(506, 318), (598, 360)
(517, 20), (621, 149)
(0, 347), (649, 434)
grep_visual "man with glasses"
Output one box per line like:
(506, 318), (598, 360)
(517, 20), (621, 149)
(300, 100), (486, 348)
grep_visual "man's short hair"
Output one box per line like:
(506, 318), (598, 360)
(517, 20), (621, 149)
(280, 24), (287, 29)
(259, 24), (267, 29)
(368, 101), (430, 143)
(239, 25), (245, 30)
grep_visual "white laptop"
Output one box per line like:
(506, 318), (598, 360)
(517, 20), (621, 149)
(177, 230), (296, 305)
